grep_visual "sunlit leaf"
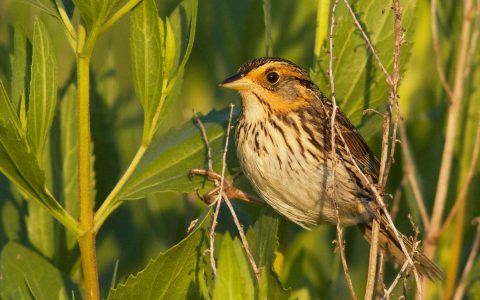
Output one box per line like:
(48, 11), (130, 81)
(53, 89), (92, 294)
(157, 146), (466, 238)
(27, 19), (57, 160)
(0, 242), (80, 299)
(21, 0), (58, 18)
(72, 0), (120, 29)
(213, 232), (255, 300)
(117, 109), (234, 200)
(59, 85), (80, 250)
(130, 0), (163, 141)
(247, 207), (290, 299)
(108, 209), (211, 300)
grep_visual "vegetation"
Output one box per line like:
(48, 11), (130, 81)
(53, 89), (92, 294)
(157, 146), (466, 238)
(0, 0), (478, 299)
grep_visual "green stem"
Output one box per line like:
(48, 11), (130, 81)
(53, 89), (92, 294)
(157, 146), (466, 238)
(77, 27), (100, 300)
(94, 144), (147, 232)
(100, 0), (143, 34)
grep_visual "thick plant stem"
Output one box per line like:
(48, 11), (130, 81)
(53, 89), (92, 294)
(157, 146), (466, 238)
(77, 41), (100, 300)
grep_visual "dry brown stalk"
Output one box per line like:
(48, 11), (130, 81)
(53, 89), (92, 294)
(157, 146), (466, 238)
(430, 0), (455, 103)
(328, 1), (358, 299)
(427, 0), (475, 259)
(398, 119), (430, 229)
(440, 121), (480, 234)
(192, 105), (261, 283)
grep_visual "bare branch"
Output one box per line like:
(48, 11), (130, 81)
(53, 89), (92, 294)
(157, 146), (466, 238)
(364, 219), (380, 300)
(328, 1), (358, 299)
(431, 0), (455, 102)
(193, 110), (214, 172)
(223, 195), (260, 282)
(427, 0), (475, 259)
(440, 121), (480, 234)
(399, 119), (431, 229)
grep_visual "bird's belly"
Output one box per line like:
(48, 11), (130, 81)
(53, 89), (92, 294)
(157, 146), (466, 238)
(237, 130), (367, 228)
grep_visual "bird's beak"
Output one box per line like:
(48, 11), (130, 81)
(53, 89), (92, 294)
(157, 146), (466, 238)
(219, 73), (252, 90)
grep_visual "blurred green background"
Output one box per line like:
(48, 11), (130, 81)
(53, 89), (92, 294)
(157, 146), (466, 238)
(0, 0), (479, 299)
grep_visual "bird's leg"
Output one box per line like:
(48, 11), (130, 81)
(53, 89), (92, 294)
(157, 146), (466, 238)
(189, 168), (265, 205)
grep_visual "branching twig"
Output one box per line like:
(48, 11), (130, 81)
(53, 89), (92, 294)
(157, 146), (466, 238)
(328, 2), (358, 299)
(427, 0), (475, 259)
(383, 261), (409, 299)
(193, 105), (261, 283)
(453, 217), (480, 300)
(440, 121), (480, 234)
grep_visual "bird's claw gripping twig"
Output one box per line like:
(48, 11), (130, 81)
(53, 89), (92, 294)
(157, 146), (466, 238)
(189, 168), (265, 205)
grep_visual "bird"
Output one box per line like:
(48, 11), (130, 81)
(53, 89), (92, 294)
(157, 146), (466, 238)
(219, 57), (443, 281)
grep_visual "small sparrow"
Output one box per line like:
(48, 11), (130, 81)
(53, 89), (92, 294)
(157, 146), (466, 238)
(220, 57), (443, 280)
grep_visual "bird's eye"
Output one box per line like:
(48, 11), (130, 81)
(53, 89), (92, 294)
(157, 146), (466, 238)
(266, 72), (279, 84)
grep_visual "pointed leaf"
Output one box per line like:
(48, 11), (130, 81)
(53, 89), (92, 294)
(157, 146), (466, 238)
(247, 208), (290, 299)
(60, 85), (80, 249)
(9, 25), (29, 115)
(130, 0), (163, 140)
(117, 109), (234, 200)
(27, 19), (58, 160)
(21, 0), (58, 17)
(108, 209), (211, 300)
(0, 242), (79, 299)
(213, 232), (255, 300)
(0, 81), (78, 234)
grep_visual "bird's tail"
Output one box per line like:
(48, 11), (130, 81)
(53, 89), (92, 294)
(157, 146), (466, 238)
(358, 216), (444, 281)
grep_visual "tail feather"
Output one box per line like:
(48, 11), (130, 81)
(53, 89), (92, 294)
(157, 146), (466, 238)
(359, 218), (444, 281)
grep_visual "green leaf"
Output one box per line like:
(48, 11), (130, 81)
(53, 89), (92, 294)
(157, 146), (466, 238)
(108, 209), (211, 300)
(9, 25), (29, 116)
(59, 85), (80, 250)
(311, 0), (416, 133)
(0, 81), (79, 235)
(0, 242), (79, 299)
(26, 201), (55, 258)
(167, 0), (197, 74)
(248, 207), (290, 299)
(130, 0), (163, 141)
(27, 19), (58, 161)
(72, 0), (120, 29)
(21, 0), (59, 18)
(213, 232), (255, 300)
(117, 109), (233, 200)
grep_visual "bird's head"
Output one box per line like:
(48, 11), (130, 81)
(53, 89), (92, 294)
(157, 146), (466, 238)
(220, 57), (317, 118)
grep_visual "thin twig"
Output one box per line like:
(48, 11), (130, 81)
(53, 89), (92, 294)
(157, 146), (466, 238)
(427, 0), (475, 259)
(335, 128), (423, 295)
(431, 0), (455, 103)
(381, 0), (403, 187)
(365, 219), (380, 300)
(440, 121), (480, 234)
(328, 1), (358, 299)
(453, 217), (480, 300)
(463, 0), (480, 80)
(223, 195), (261, 282)
(399, 119), (431, 229)
(383, 261), (409, 299)
(194, 110), (214, 172)
(342, 0), (392, 83)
